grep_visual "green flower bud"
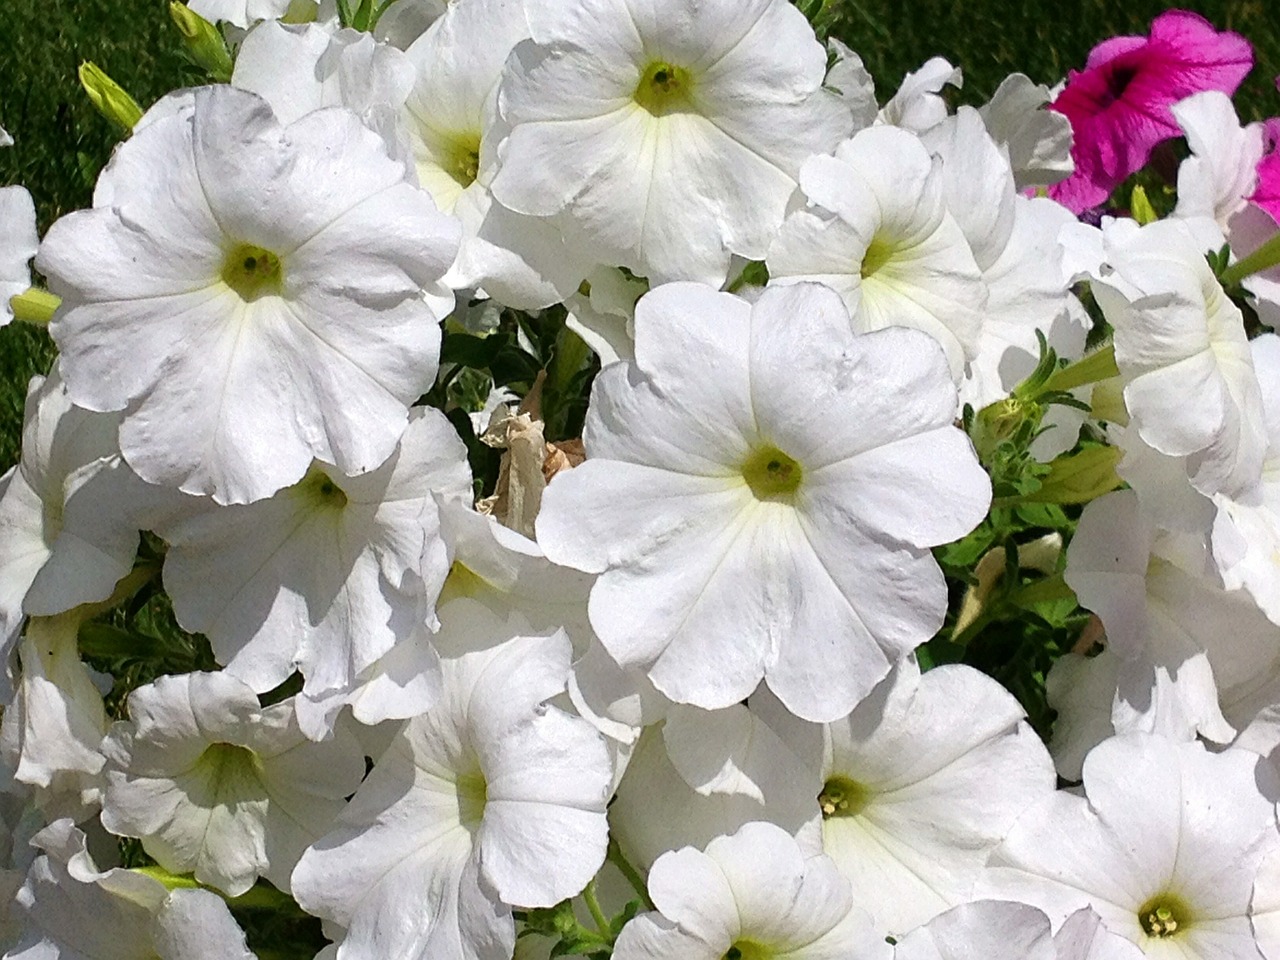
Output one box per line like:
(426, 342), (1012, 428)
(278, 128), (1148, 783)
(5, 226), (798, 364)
(169, 3), (234, 83)
(1025, 445), (1123, 505)
(78, 62), (143, 133)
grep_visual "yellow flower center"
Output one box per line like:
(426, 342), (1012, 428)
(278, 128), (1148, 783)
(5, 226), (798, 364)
(196, 742), (265, 802)
(818, 775), (869, 818)
(439, 561), (493, 606)
(293, 465), (348, 511)
(860, 235), (896, 279)
(456, 769), (488, 830)
(741, 446), (803, 502)
(222, 243), (282, 301)
(723, 941), (771, 960)
(634, 61), (695, 116)
(443, 134), (482, 188)
(1138, 893), (1192, 939)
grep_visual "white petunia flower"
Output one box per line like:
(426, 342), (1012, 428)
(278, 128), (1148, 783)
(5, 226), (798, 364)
(6, 818), (254, 960)
(1106, 416), (1217, 539)
(369, 0), (446, 48)
(291, 600), (612, 960)
(100, 671), (366, 896)
(230, 21), (459, 322)
(894, 902), (1145, 960)
(919, 107), (1085, 411)
(877, 57), (962, 134)
(980, 734), (1280, 959)
(38, 84), (461, 505)
(489, 0), (853, 286)
(0, 371), (147, 696)
(188, 0), (300, 28)
(613, 821), (890, 960)
(0, 614), (108, 816)
(1093, 217), (1266, 498)
(1054, 908), (1148, 960)
(977, 73), (1074, 192)
(767, 125), (988, 381)
(1054, 489), (1280, 774)
(405, 0), (592, 309)
(0, 185), (37, 327)
(609, 699), (821, 871)
(1171, 91), (1266, 230)
(894, 900), (1055, 960)
(564, 266), (647, 367)
(824, 39), (878, 131)
(1212, 334), (1280, 624)
(785, 660), (1055, 935)
(536, 282), (991, 723)
(441, 502), (593, 644)
(0, 787), (42, 954)
(366, 0), (588, 311)
(232, 21), (414, 150)
(1252, 846), (1280, 960)
(156, 407), (471, 735)
(439, 501), (663, 743)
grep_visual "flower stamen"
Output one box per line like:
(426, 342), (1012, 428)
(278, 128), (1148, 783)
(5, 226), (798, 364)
(1138, 894), (1191, 939)
(818, 776), (869, 818)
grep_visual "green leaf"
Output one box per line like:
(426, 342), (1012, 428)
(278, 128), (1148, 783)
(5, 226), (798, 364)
(1012, 501), (1070, 528)
(440, 330), (507, 368)
(1129, 184), (1158, 225)
(77, 622), (166, 660)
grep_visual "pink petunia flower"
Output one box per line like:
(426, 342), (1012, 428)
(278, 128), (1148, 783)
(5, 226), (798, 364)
(1048, 10), (1252, 214)
(1251, 114), (1280, 224)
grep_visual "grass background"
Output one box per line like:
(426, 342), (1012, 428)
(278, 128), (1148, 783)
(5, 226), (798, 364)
(1, 0), (1278, 467)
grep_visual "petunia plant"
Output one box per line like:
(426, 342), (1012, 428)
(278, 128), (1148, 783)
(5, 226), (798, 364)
(2, 1), (1280, 959)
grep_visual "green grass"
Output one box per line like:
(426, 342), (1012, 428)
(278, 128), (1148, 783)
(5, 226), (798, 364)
(2, 0), (1279, 467)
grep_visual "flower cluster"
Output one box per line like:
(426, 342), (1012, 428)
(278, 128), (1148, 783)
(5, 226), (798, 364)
(2, 2), (1280, 959)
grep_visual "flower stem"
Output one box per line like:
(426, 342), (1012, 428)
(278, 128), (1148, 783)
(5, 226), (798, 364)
(607, 838), (652, 910)
(582, 879), (610, 939)
(1221, 232), (1280, 287)
(226, 883), (307, 914)
(133, 865), (201, 890)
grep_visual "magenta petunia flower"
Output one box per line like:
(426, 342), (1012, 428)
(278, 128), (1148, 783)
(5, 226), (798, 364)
(1048, 9), (1252, 214)
(1251, 114), (1280, 224)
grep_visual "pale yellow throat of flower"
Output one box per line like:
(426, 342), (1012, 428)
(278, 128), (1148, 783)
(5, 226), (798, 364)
(222, 243), (283, 301)
(634, 61), (697, 117)
(741, 446), (803, 502)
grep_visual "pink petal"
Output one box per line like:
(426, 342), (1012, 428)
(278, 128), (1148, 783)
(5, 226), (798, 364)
(1049, 10), (1253, 214)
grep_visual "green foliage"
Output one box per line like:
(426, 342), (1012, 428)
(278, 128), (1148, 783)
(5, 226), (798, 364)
(518, 893), (644, 959)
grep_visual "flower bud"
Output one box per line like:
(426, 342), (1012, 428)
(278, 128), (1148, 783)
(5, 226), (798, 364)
(1030, 445), (1123, 505)
(78, 62), (143, 133)
(169, 3), (234, 83)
